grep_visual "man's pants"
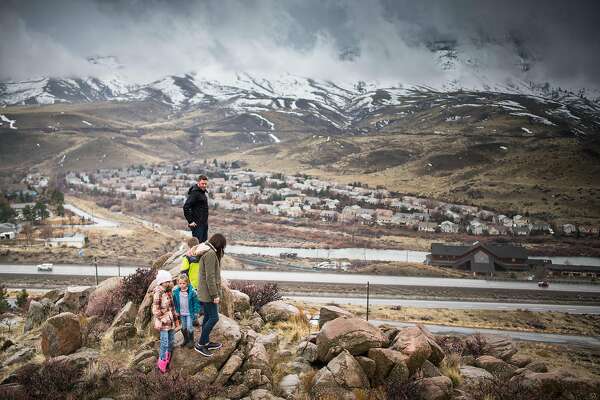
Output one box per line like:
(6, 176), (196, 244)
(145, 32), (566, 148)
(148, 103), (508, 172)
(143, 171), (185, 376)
(198, 301), (219, 345)
(191, 224), (208, 243)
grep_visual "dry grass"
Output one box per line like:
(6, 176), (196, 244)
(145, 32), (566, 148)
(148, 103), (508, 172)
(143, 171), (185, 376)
(439, 353), (462, 386)
(262, 307), (312, 345)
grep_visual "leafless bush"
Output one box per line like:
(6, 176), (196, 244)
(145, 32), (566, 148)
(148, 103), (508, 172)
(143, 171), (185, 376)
(12, 359), (84, 400)
(436, 335), (466, 355)
(464, 333), (489, 358)
(121, 268), (157, 305)
(384, 375), (419, 400)
(229, 281), (282, 311)
(121, 371), (220, 400)
(466, 375), (598, 400)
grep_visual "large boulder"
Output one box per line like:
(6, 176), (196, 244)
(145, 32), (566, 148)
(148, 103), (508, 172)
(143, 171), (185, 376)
(459, 365), (494, 388)
(319, 305), (353, 328)
(416, 325), (445, 366)
(24, 299), (58, 332)
(416, 376), (452, 400)
(509, 353), (532, 368)
(51, 348), (100, 372)
(257, 332), (279, 361)
(89, 277), (122, 300)
(134, 290), (154, 335)
(297, 341), (318, 363)
(390, 326), (432, 373)
(311, 350), (370, 399)
(316, 317), (386, 363)
(475, 355), (517, 377)
(102, 323), (137, 349)
(170, 314), (242, 375)
(278, 374), (300, 399)
(56, 286), (94, 314)
(259, 301), (302, 323)
(466, 334), (517, 361)
(214, 351), (244, 386)
(510, 368), (600, 397)
(41, 312), (82, 357)
(367, 348), (409, 384)
(1, 346), (36, 367)
(110, 301), (138, 328)
(243, 342), (272, 379)
(231, 290), (251, 313)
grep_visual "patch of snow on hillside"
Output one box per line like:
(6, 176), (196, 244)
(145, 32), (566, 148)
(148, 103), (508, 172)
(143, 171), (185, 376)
(152, 77), (187, 106)
(546, 105), (581, 121)
(495, 100), (525, 111)
(511, 112), (556, 126)
(268, 133), (281, 143)
(249, 113), (274, 130)
(82, 120), (93, 127)
(500, 146), (508, 150)
(521, 127), (533, 134)
(1, 79), (54, 105)
(0, 114), (17, 129)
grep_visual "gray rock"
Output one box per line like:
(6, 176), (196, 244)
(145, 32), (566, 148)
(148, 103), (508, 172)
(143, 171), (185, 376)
(355, 356), (376, 382)
(2, 346), (35, 367)
(110, 301), (138, 328)
(422, 360), (442, 378)
(297, 341), (318, 363)
(278, 374), (300, 398)
(476, 355), (517, 376)
(231, 289), (251, 313)
(214, 352), (244, 386)
(257, 332), (279, 361)
(245, 389), (287, 400)
(24, 299), (58, 332)
(130, 349), (156, 366)
(259, 301), (302, 323)
(416, 376), (453, 400)
(460, 365), (494, 388)
(41, 289), (63, 303)
(243, 342), (271, 379)
(56, 286), (94, 314)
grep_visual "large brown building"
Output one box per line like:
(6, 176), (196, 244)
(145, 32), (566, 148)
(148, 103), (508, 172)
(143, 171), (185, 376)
(427, 242), (529, 275)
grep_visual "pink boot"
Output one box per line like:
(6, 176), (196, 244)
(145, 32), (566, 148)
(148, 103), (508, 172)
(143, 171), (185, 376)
(157, 357), (168, 373)
(165, 351), (172, 369)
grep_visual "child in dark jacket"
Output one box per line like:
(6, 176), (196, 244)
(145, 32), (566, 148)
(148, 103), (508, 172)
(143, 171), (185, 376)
(173, 274), (202, 348)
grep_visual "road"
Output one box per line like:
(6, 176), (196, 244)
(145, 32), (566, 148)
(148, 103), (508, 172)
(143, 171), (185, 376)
(64, 203), (120, 227)
(367, 320), (600, 349)
(2, 264), (600, 293)
(287, 295), (600, 314)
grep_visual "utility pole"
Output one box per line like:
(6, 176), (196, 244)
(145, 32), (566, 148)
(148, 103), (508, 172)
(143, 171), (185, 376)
(366, 281), (370, 321)
(94, 257), (98, 285)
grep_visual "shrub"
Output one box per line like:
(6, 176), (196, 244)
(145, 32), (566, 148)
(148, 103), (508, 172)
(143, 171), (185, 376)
(0, 284), (10, 314)
(121, 268), (157, 305)
(122, 370), (220, 400)
(439, 353), (462, 386)
(13, 359), (83, 400)
(384, 375), (419, 400)
(436, 335), (465, 355)
(229, 281), (282, 311)
(464, 333), (489, 358)
(15, 289), (29, 311)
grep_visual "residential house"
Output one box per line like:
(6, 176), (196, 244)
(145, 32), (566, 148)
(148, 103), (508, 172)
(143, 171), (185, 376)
(512, 225), (531, 236)
(439, 221), (459, 234)
(320, 210), (338, 222)
(46, 233), (87, 249)
(487, 224), (509, 236)
(562, 224), (577, 235)
(531, 223), (552, 235)
(418, 222), (438, 232)
(468, 220), (487, 235)
(0, 223), (17, 239)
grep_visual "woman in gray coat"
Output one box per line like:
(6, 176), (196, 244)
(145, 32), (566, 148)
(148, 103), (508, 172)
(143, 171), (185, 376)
(194, 233), (226, 357)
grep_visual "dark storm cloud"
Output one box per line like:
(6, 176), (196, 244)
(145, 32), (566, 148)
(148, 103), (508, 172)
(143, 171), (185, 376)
(1, 0), (599, 89)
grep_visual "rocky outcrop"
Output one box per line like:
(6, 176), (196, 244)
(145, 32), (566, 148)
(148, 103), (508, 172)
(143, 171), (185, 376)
(367, 348), (409, 384)
(24, 299), (58, 332)
(466, 334), (517, 361)
(41, 312), (82, 357)
(475, 355), (517, 376)
(56, 286), (94, 314)
(459, 365), (494, 387)
(259, 301), (301, 323)
(511, 367), (600, 397)
(311, 350), (370, 399)
(231, 289), (251, 313)
(390, 326), (432, 373)
(316, 317), (385, 363)
(416, 376), (452, 400)
(110, 301), (138, 328)
(170, 314), (242, 375)
(319, 305), (353, 328)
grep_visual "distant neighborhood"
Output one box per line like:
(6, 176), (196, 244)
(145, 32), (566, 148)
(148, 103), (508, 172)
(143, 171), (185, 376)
(8, 163), (587, 239)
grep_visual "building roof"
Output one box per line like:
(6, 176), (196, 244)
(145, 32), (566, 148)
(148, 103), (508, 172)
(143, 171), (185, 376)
(431, 242), (528, 259)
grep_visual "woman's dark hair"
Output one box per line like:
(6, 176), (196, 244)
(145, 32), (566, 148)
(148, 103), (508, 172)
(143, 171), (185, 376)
(208, 233), (226, 260)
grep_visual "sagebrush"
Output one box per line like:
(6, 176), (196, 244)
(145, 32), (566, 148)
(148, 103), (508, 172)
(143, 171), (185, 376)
(229, 280), (282, 311)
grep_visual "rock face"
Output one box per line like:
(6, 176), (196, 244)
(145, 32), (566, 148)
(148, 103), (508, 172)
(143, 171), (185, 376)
(368, 348), (409, 384)
(134, 290), (154, 335)
(230, 290), (251, 313)
(170, 314), (242, 375)
(278, 374), (300, 398)
(316, 317), (385, 363)
(475, 355), (517, 376)
(297, 341), (318, 363)
(259, 301), (301, 323)
(110, 301), (138, 328)
(24, 299), (58, 332)
(467, 334), (517, 361)
(390, 326), (432, 373)
(416, 376), (453, 400)
(459, 366), (494, 388)
(319, 305), (353, 328)
(41, 312), (82, 357)
(243, 342), (272, 379)
(56, 286), (94, 314)
(312, 350), (370, 399)
(511, 368), (600, 397)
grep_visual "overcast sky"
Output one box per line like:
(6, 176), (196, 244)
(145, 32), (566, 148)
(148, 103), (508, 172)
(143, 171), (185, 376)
(1, 0), (599, 90)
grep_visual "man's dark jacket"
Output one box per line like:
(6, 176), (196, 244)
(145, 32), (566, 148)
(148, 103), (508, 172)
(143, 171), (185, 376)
(183, 185), (208, 226)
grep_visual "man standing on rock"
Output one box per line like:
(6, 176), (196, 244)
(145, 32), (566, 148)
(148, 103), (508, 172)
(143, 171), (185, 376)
(183, 175), (209, 243)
